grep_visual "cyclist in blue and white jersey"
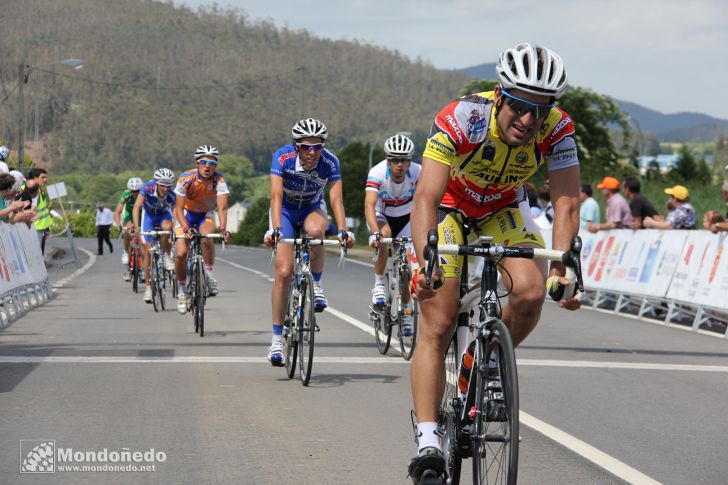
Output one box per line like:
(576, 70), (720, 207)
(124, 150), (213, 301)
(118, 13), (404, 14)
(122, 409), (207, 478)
(364, 133), (421, 336)
(133, 168), (177, 303)
(263, 118), (354, 366)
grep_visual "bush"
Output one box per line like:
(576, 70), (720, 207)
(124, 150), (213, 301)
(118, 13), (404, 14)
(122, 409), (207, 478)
(50, 211), (120, 238)
(232, 197), (270, 246)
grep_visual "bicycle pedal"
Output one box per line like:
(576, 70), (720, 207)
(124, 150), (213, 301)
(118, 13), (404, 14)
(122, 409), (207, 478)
(314, 323), (320, 332)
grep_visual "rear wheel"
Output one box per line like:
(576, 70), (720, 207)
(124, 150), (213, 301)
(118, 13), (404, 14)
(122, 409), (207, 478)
(298, 273), (316, 386)
(440, 332), (463, 485)
(158, 261), (166, 311)
(284, 283), (298, 379)
(472, 319), (519, 485)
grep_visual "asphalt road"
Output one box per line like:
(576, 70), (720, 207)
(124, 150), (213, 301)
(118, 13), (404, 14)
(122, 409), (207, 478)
(1, 238), (727, 484)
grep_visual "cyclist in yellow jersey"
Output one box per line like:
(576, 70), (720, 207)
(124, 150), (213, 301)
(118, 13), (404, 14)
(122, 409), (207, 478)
(407, 43), (582, 481)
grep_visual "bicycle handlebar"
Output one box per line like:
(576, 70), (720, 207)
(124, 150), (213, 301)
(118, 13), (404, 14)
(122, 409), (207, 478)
(424, 232), (584, 292)
(279, 238), (348, 268)
(140, 230), (173, 236)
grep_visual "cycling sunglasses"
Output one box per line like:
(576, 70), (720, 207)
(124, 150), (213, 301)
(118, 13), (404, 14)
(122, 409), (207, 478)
(296, 143), (325, 152)
(500, 89), (556, 119)
(387, 157), (411, 165)
(197, 159), (218, 167)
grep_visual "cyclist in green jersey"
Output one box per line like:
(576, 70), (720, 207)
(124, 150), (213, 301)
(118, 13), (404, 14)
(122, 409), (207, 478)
(115, 177), (143, 281)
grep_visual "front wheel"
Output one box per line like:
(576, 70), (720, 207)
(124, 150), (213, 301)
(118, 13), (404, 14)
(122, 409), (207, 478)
(398, 267), (418, 360)
(472, 319), (519, 485)
(373, 275), (392, 354)
(298, 273), (316, 386)
(284, 283), (298, 379)
(151, 253), (160, 312)
(440, 333), (462, 485)
(195, 260), (206, 337)
(131, 249), (139, 293)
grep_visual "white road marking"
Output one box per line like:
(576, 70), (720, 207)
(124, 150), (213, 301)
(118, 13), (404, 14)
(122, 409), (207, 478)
(0, 356), (408, 364)
(520, 412), (663, 485)
(52, 248), (96, 289)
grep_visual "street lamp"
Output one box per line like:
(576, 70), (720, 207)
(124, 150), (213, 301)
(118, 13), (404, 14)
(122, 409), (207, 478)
(368, 131), (413, 171)
(17, 58), (84, 172)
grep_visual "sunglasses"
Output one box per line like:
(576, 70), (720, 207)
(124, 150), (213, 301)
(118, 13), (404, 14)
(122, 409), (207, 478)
(296, 143), (324, 152)
(197, 159), (218, 167)
(388, 158), (411, 165)
(500, 89), (556, 119)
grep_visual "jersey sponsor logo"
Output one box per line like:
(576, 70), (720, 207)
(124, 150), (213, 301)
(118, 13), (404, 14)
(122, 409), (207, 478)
(463, 186), (502, 204)
(516, 152), (529, 164)
(278, 151), (297, 165)
(466, 110), (485, 140)
(551, 116), (571, 137)
(444, 115), (463, 144)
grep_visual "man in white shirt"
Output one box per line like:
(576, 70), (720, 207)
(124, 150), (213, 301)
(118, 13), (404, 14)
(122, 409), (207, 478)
(95, 202), (115, 255)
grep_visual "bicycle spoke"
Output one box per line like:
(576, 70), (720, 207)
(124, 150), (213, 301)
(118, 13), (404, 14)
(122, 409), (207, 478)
(298, 274), (315, 386)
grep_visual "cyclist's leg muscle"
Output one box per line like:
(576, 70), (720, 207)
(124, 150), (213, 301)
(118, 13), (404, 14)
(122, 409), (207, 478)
(272, 243), (294, 324)
(303, 208), (327, 274)
(374, 218), (391, 274)
(412, 278), (459, 422)
(200, 217), (216, 265)
(499, 256), (546, 346)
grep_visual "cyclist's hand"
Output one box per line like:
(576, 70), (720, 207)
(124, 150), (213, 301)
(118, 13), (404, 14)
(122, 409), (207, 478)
(338, 230), (355, 249)
(263, 228), (280, 248)
(134, 225), (141, 236)
(546, 271), (582, 311)
(220, 227), (231, 243)
(368, 232), (381, 249)
(410, 266), (444, 301)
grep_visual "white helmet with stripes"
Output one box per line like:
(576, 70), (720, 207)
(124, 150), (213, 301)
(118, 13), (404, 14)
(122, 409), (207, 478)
(154, 168), (175, 186)
(127, 177), (144, 191)
(384, 134), (415, 158)
(496, 43), (568, 99)
(291, 118), (328, 141)
(194, 145), (219, 160)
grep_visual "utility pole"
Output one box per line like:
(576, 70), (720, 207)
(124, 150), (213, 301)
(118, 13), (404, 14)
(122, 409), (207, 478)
(17, 63), (26, 173)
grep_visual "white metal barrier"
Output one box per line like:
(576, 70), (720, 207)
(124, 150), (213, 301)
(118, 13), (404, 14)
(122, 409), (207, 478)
(0, 223), (53, 328)
(578, 229), (728, 337)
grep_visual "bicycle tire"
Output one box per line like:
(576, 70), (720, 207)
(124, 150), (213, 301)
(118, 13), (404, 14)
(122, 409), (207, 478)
(440, 332), (463, 485)
(472, 319), (519, 485)
(284, 282), (298, 379)
(131, 250), (139, 293)
(149, 252), (160, 312)
(298, 273), (315, 386)
(398, 266), (417, 361)
(374, 274), (392, 354)
(196, 259), (206, 337)
(158, 257), (166, 311)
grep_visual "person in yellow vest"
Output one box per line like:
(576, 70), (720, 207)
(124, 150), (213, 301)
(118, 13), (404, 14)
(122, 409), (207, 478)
(20, 168), (52, 254)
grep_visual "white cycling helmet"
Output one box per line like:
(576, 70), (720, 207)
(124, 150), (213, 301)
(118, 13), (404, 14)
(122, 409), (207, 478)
(384, 134), (415, 158)
(195, 145), (219, 160)
(496, 43), (568, 99)
(291, 118), (328, 141)
(154, 168), (175, 186)
(0, 146), (8, 162)
(127, 177), (144, 191)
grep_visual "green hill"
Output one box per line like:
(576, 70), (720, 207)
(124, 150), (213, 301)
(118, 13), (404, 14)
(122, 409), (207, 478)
(0, 0), (468, 174)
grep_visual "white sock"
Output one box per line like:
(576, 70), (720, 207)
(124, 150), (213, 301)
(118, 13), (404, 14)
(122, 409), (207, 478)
(178, 281), (187, 295)
(416, 422), (441, 452)
(205, 265), (215, 279)
(374, 273), (385, 286)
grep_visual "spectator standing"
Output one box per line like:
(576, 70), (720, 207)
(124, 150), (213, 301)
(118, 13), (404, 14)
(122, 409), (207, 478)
(95, 202), (114, 255)
(704, 210), (726, 232)
(643, 185), (696, 230)
(622, 176), (662, 229)
(587, 176), (631, 232)
(579, 183), (600, 229)
(23, 168), (52, 254)
(722, 180), (728, 218)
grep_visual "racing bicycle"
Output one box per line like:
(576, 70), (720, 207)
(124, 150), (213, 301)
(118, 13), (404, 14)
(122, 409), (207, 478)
(181, 232), (223, 337)
(369, 236), (419, 360)
(272, 229), (346, 386)
(140, 229), (173, 312)
(421, 230), (584, 485)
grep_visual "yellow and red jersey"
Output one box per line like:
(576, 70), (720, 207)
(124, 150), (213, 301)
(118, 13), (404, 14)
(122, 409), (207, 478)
(423, 91), (578, 220)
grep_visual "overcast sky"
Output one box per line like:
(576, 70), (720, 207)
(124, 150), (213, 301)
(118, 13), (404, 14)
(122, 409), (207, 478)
(175, 0), (728, 119)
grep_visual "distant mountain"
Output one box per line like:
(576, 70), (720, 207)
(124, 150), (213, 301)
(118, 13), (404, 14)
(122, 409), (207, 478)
(454, 63), (728, 142)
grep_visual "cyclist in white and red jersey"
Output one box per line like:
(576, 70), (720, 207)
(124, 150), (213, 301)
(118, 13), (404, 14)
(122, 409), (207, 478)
(365, 133), (421, 336)
(407, 43), (583, 481)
